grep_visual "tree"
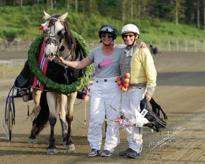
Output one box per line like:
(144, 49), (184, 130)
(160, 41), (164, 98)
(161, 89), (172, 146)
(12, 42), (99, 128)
(199, 0), (205, 29)
(175, 0), (180, 24)
(88, 0), (97, 13)
(47, 0), (53, 9)
(174, 0), (185, 25)
(75, 0), (78, 12)
(65, 0), (69, 9)
(197, 0), (200, 27)
(203, 0), (205, 29)
(122, 0), (126, 23)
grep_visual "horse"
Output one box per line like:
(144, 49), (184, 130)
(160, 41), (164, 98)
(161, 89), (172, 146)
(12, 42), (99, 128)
(149, 44), (158, 55)
(27, 11), (87, 154)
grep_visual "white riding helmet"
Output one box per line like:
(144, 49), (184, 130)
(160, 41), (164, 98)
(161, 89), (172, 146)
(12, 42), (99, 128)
(121, 24), (140, 35)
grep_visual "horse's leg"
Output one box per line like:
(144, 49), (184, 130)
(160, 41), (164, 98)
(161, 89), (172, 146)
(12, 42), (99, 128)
(28, 91), (49, 144)
(46, 92), (58, 154)
(30, 89), (42, 120)
(28, 122), (39, 144)
(28, 90), (41, 143)
(65, 91), (77, 152)
(59, 94), (68, 145)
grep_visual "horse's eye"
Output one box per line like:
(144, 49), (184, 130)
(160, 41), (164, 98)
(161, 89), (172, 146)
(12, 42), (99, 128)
(59, 46), (65, 52)
(45, 39), (50, 44)
(57, 30), (66, 37)
(57, 31), (61, 36)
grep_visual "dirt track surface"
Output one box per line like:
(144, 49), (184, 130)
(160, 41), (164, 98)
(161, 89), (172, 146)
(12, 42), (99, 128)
(1, 51), (205, 164)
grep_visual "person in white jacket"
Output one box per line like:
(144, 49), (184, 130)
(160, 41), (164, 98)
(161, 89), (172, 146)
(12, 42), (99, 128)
(119, 24), (157, 159)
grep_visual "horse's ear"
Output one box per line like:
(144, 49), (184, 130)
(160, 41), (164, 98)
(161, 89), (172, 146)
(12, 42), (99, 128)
(43, 11), (51, 20)
(59, 12), (68, 22)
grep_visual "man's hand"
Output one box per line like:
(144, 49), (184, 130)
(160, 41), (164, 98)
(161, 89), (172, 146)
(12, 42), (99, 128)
(139, 42), (147, 48)
(145, 93), (152, 102)
(57, 56), (66, 65)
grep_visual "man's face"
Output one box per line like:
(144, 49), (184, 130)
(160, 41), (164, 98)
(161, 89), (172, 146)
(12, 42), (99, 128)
(101, 33), (114, 46)
(122, 32), (136, 46)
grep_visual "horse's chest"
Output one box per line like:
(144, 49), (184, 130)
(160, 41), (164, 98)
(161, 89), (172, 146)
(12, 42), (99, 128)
(46, 62), (75, 84)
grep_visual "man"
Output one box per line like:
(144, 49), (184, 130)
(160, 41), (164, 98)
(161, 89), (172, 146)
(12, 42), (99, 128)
(119, 24), (157, 159)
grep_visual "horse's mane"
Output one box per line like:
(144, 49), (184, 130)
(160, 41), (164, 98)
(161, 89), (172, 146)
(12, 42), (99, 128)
(63, 21), (84, 78)
(62, 20), (76, 56)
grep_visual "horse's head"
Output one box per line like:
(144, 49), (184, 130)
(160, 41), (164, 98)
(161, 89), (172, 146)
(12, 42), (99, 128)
(41, 11), (75, 61)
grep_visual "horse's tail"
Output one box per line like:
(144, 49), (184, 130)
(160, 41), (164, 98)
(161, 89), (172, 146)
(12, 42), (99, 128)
(30, 91), (49, 138)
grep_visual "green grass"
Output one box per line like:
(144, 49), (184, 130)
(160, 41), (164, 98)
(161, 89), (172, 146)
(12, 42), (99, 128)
(0, 6), (205, 47)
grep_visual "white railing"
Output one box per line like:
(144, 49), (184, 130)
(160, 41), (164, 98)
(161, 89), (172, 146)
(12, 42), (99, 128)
(148, 39), (205, 53)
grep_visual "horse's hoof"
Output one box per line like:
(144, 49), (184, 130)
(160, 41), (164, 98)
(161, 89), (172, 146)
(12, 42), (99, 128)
(67, 144), (75, 152)
(62, 137), (67, 146)
(62, 140), (67, 146)
(47, 148), (58, 155)
(28, 138), (37, 144)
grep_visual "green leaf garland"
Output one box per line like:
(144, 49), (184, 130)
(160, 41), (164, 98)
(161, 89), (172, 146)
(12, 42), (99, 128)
(28, 30), (93, 95)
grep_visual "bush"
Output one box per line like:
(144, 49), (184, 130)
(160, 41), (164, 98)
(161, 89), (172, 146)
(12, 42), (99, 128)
(3, 29), (25, 41)
(150, 18), (161, 27)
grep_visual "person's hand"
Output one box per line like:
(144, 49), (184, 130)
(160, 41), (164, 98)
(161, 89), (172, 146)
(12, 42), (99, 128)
(57, 56), (66, 65)
(84, 95), (90, 102)
(145, 93), (152, 102)
(139, 42), (147, 48)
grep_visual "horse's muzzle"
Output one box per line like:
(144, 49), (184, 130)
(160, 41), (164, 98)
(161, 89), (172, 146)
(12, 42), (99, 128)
(44, 44), (59, 61)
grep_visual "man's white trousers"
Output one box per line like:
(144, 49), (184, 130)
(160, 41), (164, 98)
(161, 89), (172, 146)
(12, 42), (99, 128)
(88, 77), (121, 151)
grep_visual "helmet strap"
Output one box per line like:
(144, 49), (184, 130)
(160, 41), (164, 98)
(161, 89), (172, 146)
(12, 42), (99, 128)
(127, 39), (137, 48)
(103, 42), (113, 47)
(103, 40), (114, 47)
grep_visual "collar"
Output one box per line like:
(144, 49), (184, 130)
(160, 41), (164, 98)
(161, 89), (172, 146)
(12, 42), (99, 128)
(123, 44), (138, 57)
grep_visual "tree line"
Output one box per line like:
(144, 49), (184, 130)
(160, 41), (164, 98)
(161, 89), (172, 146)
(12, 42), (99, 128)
(1, 0), (205, 29)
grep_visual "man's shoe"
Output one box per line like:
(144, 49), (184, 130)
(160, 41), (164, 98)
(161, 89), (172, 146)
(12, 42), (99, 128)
(126, 149), (140, 159)
(101, 150), (112, 157)
(119, 148), (133, 156)
(88, 149), (100, 157)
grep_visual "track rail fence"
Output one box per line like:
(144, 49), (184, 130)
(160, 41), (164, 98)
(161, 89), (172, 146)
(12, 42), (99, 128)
(0, 39), (205, 53)
(148, 39), (205, 53)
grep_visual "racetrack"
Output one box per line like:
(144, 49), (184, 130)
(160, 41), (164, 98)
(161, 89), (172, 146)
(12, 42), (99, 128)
(1, 51), (205, 164)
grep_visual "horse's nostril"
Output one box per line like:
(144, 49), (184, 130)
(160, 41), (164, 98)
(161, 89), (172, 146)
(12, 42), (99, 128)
(59, 46), (65, 52)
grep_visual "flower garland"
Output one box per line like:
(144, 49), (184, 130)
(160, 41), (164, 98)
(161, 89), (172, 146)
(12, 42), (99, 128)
(28, 30), (93, 95)
(116, 72), (131, 92)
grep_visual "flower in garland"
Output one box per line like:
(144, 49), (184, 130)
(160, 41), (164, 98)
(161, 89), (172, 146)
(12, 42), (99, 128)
(28, 30), (93, 95)
(116, 72), (131, 92)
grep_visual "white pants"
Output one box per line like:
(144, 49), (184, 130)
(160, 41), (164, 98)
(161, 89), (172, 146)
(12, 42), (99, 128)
(121, 87), (145, 153)
(88, 77), (121, 152)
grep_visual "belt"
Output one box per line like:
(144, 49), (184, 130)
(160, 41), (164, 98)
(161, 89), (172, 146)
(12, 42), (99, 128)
(129, 83), (146, 88)
(95, 79), (117, 83)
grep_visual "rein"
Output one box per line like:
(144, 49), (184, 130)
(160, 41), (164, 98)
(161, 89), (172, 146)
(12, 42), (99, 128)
(44, 17), (66, 57)
(64, 66), (69, 84)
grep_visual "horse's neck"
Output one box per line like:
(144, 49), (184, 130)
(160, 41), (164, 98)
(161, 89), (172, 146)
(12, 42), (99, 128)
(53, 42), (75, 66)
(60, 44), (73, 60)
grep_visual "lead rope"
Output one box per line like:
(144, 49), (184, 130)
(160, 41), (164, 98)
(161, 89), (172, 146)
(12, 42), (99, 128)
(64, 66), (69, 84)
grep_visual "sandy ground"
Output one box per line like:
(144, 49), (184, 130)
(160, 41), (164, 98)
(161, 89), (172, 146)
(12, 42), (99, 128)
(0, 51), (205, 164)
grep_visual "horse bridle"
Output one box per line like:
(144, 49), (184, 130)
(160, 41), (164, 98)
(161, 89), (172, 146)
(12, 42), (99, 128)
(44, 17), (67, 56)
